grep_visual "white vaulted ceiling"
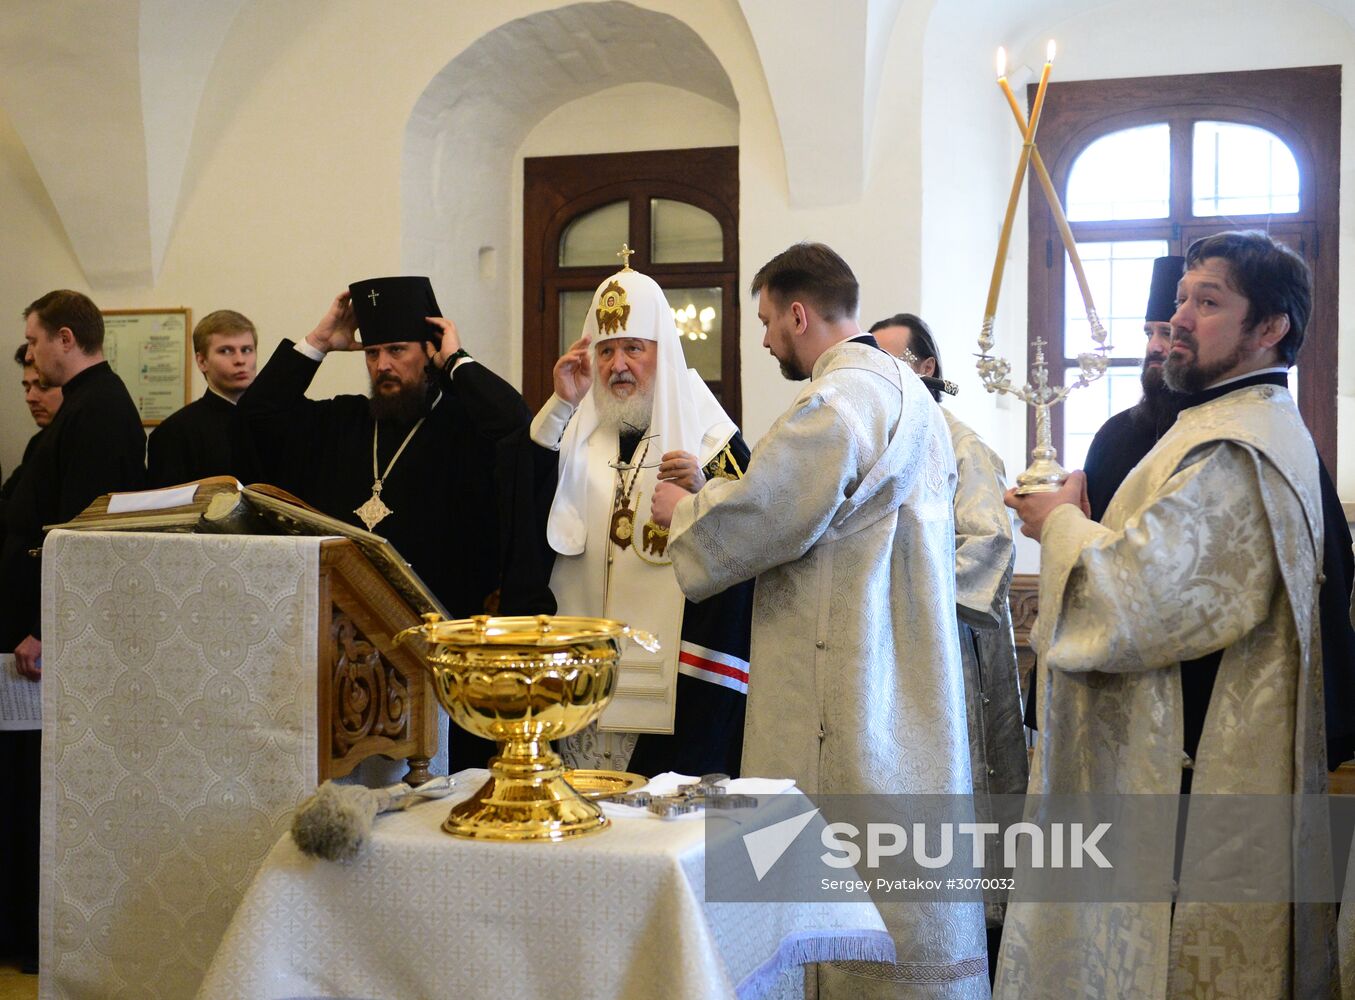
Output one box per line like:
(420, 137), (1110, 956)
(4, 0), (1354, 287)
(0, 0), (244, 288)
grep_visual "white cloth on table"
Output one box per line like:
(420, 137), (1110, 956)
(197, 769), (891, 1000)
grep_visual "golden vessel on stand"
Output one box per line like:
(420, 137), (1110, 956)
(394, 613), (658, 842)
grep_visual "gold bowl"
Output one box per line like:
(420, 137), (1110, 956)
(394, 613), (658, 841)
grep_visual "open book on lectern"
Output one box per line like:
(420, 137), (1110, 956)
(46, 476), (447, 620)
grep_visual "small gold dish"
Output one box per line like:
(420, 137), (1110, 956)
(564, 769), (648, 800)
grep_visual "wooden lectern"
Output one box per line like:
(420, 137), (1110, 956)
(47, 477), (442, 785)
(317, 538), (437, 783)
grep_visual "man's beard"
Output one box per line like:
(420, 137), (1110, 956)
(1135, 361), (1181, 427)
(592, 373), (653, 433)
(369, 367), (435, 423)
(1140, 358), (1167, 398)
(1162, 335), (1246, 394)
(778, 357), (808, 382)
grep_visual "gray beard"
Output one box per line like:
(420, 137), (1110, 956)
(592, 378), (653, 434)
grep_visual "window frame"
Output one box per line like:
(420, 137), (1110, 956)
(523, 146), (740, 422)
(1027, 66), (1340, 474)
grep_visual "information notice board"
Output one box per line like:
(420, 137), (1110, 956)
(102, 308), (192, 425)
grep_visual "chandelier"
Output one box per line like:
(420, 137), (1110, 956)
(671, 303), (715, 341)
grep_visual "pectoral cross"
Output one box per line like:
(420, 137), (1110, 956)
(368, 289), (380, 307)
(617, 243), (635, 271)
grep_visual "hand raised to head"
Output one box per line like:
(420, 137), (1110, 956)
(425, 316), (462, 365)
(553, 335), (593, 406)
(304, 291), (361, 354)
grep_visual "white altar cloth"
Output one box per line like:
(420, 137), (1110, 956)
(197, 770), (892, 1000)
(39, 530), (322, 1000)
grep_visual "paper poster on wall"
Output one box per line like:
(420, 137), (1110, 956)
(102, 309), (192, 425)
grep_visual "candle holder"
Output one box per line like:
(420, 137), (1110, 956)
(979, 41), (1113, 494)
(976, 329), (1110, 494)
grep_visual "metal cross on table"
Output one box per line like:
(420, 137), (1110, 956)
(617, 243), (635, 271)
(612, 773), (758, 819)
(368, 288), (380, 306)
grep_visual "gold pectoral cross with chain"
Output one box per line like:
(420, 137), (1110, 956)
(355, 480), (394, 531)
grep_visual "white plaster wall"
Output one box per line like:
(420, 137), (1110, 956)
(0, 106), (93, 477)
(164, 0), (939, 447)
(2, 0), (1350, 529)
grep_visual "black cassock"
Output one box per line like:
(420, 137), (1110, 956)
(1046, 371), (1355, 773)
(239, 341), (530, 621)
(238, 342), (533, 769)
(0, 429), (45, 553)
(0, 362), (145, 648)
(146, 390), (261, 487)
(0, 361), (143, 970)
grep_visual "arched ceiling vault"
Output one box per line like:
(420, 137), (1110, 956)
(0, 1), (244, 289)
(7, 0), (1355, 287)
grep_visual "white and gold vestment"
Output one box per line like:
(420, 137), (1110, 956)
(996, 383), (1335, 998)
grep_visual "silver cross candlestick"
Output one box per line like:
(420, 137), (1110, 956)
(979, 41), (1111, 495)
(976, 331), (1110, 493)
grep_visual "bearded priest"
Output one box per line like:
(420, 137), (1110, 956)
(528, 265), (753, 778)
(237, 278), (530, 641)
(999, 231), (1337, 996)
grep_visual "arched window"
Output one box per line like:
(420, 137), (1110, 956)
(524, 147), (740, 421)
(1028, 67), (1339, 474)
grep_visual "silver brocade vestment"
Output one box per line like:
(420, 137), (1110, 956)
(944, 409), (1027, 929)
(996, 384), (1335, 998)
(669, 340), (989, 998)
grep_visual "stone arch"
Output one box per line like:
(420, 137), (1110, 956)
(401, 1), (738, 378)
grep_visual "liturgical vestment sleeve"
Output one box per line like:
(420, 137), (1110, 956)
(668, 393), (860, 603)
(1037, 441), (1278, 676)
(950, 424), (1013, 630)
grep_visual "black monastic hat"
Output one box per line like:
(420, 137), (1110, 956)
(348, 276), (442, 346)
(1145, 256), (1185, 323)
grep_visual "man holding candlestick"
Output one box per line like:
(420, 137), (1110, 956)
(998, 231), (1337, 996)
(1073, 255), (1355, 773)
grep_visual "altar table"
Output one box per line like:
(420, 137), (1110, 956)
(197, 771), (893, 1000)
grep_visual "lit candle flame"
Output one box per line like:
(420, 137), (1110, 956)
(996, 47), (1007, 78)
(1047, 39), (1056, 62)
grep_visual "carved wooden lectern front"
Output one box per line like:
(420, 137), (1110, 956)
(47, 477), (443, 786)
(318, 538), (437, 784)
